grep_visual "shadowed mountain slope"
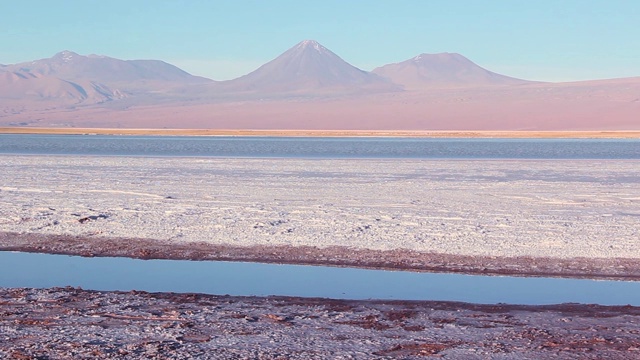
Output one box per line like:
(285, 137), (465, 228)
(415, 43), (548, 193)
(0, 69), (123, 103)
(5, 51), (211, 88)
(1, 51), (211, 104)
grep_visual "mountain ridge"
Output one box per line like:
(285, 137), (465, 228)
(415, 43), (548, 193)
(372, 52), (532, 89)
(5, 50), (212, 90)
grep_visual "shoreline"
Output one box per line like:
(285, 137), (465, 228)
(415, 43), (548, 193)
(2, 127), (640, 138)
(3, 232), (640, 281)
(3, 157), (639, 263)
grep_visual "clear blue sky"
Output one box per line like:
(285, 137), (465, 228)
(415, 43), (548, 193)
(2, 0), (639, 81)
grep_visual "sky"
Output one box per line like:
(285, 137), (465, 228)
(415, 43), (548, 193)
(1, 0), (639, 82)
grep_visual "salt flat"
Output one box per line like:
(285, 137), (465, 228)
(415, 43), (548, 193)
(1, 156), (638, 260)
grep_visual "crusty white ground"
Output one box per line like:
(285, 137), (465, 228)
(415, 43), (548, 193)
(1, 155), (638, 259)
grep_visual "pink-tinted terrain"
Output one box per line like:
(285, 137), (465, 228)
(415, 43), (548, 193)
(1, 40), (639, 130)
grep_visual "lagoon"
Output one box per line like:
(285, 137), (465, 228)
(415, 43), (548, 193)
(2, 251), (639, 305)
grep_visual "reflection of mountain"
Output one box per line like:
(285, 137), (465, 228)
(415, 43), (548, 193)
(218, 40), (399, 94)
(373, 52), (532, 89)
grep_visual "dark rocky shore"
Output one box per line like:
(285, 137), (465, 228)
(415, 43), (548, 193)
(4, 232), (640, 281)
(2, 287), (640, 359)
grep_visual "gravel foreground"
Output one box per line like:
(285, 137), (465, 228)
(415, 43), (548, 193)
(2, 287), (640, 359)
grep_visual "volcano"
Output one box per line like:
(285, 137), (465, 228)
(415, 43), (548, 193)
(220, 40), (399, 94)
(373, 53), (532, 89)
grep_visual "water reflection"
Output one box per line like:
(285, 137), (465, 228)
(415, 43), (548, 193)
(1, 251), (639, 305)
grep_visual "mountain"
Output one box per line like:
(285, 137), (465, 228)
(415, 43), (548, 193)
(5, 50), (212, 89)
(372, 53), (531, 89)
(218, 40), (399, 94)
(1, 50), (211, 105)
(1, 42), (638, 131)
(0, 69), (124, 103)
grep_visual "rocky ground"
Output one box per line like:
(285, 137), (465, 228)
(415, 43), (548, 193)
(2, 287), (640, 359)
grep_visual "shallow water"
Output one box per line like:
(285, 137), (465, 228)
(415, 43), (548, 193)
(1, 134), (639, 159)
(2, 252), (639, 305)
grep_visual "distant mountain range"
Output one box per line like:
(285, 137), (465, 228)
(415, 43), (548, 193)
(1, 40), (638, 130)
(0, 40), (532, 103)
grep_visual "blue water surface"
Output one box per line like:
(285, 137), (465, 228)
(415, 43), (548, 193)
(1, 134), (639, 159)
(1, 252), (639, 305)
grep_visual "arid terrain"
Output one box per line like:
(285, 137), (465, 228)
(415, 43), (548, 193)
(3, 80), (639, 131)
